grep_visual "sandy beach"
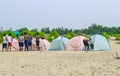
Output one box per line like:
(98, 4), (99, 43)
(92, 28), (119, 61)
(0, 39), (120, 76)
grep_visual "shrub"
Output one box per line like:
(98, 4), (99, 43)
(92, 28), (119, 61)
(116, 42), (120, 44)
(102, 32), (110, 39)
(81, 33), (89, 37)
(65, 32), (77, 39)
(114, 34), (120, 40)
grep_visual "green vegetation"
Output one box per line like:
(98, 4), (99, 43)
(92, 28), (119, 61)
(114, 34), (120, 40)
(102, 32), (110, 39)
(0, 23), (120, 43)
(47, 30), (60, 42)
(116, 42), (120, 44)
(65, 32), (77, 39)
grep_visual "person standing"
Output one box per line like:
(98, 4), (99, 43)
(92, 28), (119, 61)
(24, 32), (29, 51)
(19, 33), (24, 51)
(2, 34), (8, 52)
(35, 33), (40, 51)
(7, 33), (13, 51)
(28, 35), (32, 51)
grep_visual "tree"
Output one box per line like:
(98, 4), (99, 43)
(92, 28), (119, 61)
(17, 27), (29, 33)
(41, 27), (50, 34)
(47, 30), (60, 42)
(65, 32), (77, 39)
(31, 28), (38, 32)
(39, 32), (45, 38)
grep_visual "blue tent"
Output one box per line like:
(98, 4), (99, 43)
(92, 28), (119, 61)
(90, 34), (110, 51)
(49, 36), (69, 51)
(13, 31), (20, 35)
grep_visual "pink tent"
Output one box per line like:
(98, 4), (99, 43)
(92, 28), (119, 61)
(66, 36), (85, 51)
(32, 38), (50, 51)
(11, 38), (19, 51)
(11, 38), (50, 51)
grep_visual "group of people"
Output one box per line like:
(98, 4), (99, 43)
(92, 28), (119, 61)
(83, 38), (94, 51)
(2, 33), (41, 52)
(2, 33), (13, 51)
(2, 33), (94, 51)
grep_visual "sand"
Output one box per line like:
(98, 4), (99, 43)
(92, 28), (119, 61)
(0, 39), (120, 76)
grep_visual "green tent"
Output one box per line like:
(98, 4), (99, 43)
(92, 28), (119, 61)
(49, 36), (69, 51)
(13, 31), (20, 35)
(90, 34), (110, 51)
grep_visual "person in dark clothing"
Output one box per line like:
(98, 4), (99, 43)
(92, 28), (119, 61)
(24, 32), (29, 51)
(89, 38), (94, 49)
(83, 38), (89, 51)
(35, 33), (40, 51)
(28, 35), (32, 51)
(83, 38), (94, 51)
(2, 34), (8, 52)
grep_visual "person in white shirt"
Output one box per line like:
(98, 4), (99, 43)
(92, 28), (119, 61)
(2, 34), (8, 52)
(7, 33), (13, 51)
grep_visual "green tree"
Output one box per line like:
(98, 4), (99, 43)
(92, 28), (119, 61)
(65, 32), (77, 39)
(41, 27), (50, 34)
(17, 27), (29, 33)
(39, 32), (45, 38)
(47, 30), (60, 42)
(102, 32), (110, 39)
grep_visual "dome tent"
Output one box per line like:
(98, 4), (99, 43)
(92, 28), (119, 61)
(90, 34), (110, 51)
(32, 38), (50, 51)
(11, 38), (19, 51)
(49, 36), (69, 51)
(66, 36), (85, 51)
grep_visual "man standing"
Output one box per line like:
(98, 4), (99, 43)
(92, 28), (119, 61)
(35, 33), (40, 51)
(24, 32), (29, 51)
(7, 33), (13, 51)
(28, 35), (32, 51)
(2, 34), (8, 52)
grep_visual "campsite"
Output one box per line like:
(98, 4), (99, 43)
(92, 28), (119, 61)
(0, 26), (120, 76)
(1, 0), (120, 75)
(0, 36), (120, 76)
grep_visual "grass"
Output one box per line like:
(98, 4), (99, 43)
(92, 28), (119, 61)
(116, 42), (120, 44)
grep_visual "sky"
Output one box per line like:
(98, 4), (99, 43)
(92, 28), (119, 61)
(0, 0), (120, 31)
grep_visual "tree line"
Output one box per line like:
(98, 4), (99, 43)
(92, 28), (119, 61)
(0, 23), (120, 43)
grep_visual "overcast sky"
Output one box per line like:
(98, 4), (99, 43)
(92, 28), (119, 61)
(0, 0), (120, 30)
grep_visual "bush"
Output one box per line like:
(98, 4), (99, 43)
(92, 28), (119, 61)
(39, 32), (45, 38)
(46, 30), (60, 42)
(115, 36), (120, 40)
(114, 34), (120, 40)
(81, 33), (89, 37)
(116, 42), (120, 44)
(102, 32), (110, 39)
(0, 37), (2, 43)
(65, 32), (77, 39)
(47, 36), (53, 42)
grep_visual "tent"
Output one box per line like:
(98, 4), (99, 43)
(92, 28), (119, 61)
(49, 36), (69, 50)
(13, 31), (20, 35)
(90, 34), (110, 51)
(66, 36), (85, 51)
(32, 38), (50, 51)
(11, 38), (19, 51)
(11, 38), (50, 51)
